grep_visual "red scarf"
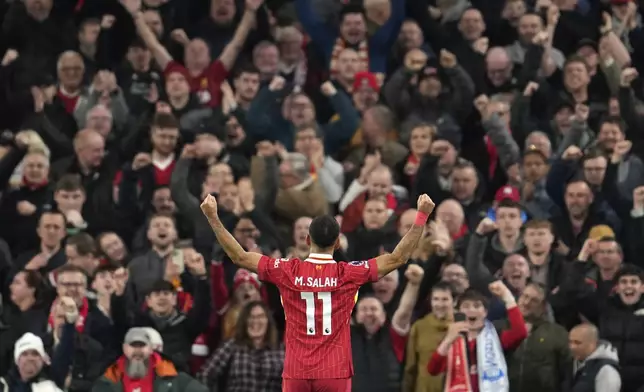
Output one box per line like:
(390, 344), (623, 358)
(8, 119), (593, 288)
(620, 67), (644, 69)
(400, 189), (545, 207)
(119, 352), (159, 392)
(56, 89), (80, 114)
(48, 297), (90, 333)
(22, 175), (48, 190)
(452, 224), (469, 241)
(406, 154), (420, 181)
(385, 193), (398, 210)
(445, 336), (474, 392)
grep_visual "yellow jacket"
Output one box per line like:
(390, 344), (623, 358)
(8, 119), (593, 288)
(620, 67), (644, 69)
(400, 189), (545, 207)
(403, 314), (449, 392)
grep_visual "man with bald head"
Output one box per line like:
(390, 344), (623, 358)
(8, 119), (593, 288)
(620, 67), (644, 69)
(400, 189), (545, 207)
(435, 199), (468, 253)
(567, 324), (621, 392)
(435, 199), (464, 232)
(72, 129), (105, 173)
(486, 47), (514, 88)
(340, 165), (400, 233)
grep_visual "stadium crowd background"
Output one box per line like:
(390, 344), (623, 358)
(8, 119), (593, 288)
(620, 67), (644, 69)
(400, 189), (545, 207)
(1, 0), (644, 390)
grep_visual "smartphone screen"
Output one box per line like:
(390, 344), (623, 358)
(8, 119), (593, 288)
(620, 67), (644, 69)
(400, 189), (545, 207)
(454, 312), (467, 322)
(171, 249), (185, 274)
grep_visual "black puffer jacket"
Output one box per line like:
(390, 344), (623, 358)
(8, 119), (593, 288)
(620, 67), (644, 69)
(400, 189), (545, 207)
(597, 296), (644, 392)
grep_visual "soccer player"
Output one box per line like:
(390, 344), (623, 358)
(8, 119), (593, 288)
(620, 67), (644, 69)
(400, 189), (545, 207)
(200, 194), (435, 391)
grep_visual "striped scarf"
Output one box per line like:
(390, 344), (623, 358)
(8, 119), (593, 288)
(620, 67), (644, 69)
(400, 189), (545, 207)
(279, 56), (308, 89)
(445, 321), (508, 392)
(330, 38), (369, 76)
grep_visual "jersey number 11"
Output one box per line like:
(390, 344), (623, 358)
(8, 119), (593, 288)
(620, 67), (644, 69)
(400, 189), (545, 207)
(301, 292), (332, 335)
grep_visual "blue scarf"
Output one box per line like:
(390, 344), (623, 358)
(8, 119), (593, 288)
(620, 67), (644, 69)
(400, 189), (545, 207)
(476, 320), (509, 392)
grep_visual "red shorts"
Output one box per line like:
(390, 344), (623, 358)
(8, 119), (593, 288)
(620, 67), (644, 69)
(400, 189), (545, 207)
(282, 378), (352, 392)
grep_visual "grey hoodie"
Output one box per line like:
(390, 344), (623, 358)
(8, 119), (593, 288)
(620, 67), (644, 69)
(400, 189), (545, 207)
(573, 341), (622, 392)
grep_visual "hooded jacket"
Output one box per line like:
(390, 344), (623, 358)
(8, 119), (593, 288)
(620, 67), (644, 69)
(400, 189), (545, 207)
(566, 341), (621, 392)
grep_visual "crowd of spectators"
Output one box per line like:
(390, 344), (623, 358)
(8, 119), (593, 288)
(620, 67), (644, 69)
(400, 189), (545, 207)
(1, 0), (644, 390)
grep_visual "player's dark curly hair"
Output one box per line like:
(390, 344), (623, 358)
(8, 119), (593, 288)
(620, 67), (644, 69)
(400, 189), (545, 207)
(308, 215), (340, 249)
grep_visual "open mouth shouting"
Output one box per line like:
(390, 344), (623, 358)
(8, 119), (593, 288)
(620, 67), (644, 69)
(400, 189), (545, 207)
(621, 289), (639, 303)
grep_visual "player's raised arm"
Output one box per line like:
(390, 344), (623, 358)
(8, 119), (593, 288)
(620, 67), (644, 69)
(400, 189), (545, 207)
(375, 194), (435, 278)
(200, 194), (262, 273)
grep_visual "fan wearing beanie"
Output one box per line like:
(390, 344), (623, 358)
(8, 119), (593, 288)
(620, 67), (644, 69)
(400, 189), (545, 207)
(4, 297), (78, 392)
(220, 269), (268, 340)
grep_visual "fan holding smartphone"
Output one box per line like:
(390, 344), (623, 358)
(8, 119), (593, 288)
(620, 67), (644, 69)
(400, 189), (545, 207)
(428, 281), (528, 392)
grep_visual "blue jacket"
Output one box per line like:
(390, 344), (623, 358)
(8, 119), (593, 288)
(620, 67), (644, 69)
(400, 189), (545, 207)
(295, 0), (405, 74)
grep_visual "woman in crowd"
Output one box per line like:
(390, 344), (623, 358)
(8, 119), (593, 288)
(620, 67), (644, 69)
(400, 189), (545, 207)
(199, 301), (284, 392)
(220, 269), (263, 340)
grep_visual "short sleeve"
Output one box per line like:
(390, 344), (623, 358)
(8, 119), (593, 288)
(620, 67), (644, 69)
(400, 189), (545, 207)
(257, 255), (287, 285)
(340, 258), (379, 285)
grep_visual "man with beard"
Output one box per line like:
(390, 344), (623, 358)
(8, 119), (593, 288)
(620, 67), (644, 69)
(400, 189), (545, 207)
(548, 177), (619, 259)
(126, 213), (178, 306)
(92, 327), (207, 392)
(115, 249), (211, 373)
(505, 12), (565, 77)
(503, 283), (570, 392)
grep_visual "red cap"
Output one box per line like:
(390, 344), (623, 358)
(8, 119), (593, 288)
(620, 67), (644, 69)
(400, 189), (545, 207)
(353, 71), (380, 92)
(494, 185), (520, 202)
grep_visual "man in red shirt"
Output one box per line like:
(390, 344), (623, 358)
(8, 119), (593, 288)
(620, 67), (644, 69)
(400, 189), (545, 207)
(200, 193), (435, 391)
(120, 0), (260, 107)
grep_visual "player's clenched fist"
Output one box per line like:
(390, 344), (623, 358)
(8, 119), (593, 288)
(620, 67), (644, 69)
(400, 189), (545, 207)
(200, 194), (218, 217)
(405, 264), (424, 285)
(417, 194), (435, 215)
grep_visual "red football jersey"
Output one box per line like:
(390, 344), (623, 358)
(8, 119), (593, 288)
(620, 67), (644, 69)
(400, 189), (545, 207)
(257, 252), (379, 379)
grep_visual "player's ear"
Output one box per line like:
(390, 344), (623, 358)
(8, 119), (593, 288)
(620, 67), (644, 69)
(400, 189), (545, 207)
(306, 235), (311, 246)
(333, 237), (340, 250)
